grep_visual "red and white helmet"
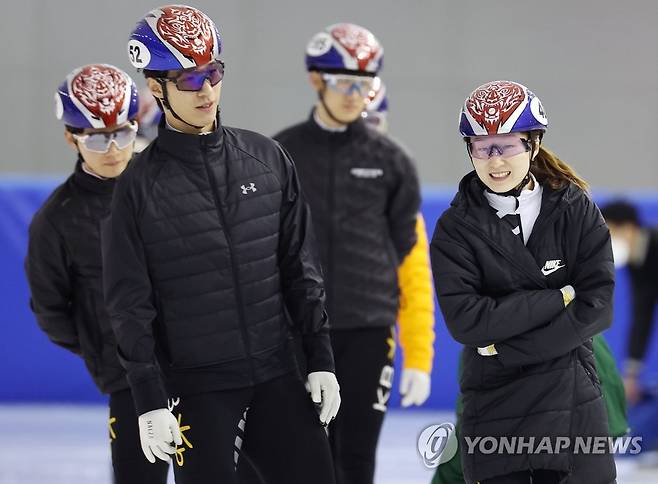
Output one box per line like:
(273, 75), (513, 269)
(128, 5), (222, 71)
(305, 23), (383, 75)
(459, 80), (548, 136)
(55, 64), (139, 129)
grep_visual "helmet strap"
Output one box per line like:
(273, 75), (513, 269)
(317, 83), (352, 126)
(469, 149), (534, 207)
(159, 80), (206, 130)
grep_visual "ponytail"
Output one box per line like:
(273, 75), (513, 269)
(529, 132), (589, 192)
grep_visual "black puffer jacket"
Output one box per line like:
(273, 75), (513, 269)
(25, 160), (127, 395)
(102, 120), (333, 415)
(431, 172), (616, 483)
(274, 115), (420, 329)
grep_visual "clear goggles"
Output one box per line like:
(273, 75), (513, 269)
(468, 135), (532, 160)
(322, 73), (375, 97)
(73, 123), (138, 153)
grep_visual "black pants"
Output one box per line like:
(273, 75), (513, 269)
(109, 389), (169, 484)
(329, 327), (395, 484)
(169, 372), (335, 484)
(480, 470), (566, 484)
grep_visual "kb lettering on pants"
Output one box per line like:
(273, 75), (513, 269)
(373, 365), (394, 412)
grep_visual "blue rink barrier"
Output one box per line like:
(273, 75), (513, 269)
(2, 176), (658, 409)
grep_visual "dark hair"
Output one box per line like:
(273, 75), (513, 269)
(308, 67), (377, 77)
(64, 125), (84, 134)
(143, 69), (168, 79)
(600, 200), (641, 226)
(527, 131), (589, 192)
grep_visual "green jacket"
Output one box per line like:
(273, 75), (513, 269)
(431, 334), (627, 484)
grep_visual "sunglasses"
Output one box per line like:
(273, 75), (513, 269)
(162, 60), (225, 92)
(322, 73), (375, 97)
(469, 137), (531, 160)
(73, 124), (138, 153)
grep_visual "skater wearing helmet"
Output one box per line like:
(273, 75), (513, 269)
(430, 80), (616, 483)
(274, 24), (423, 484)
(361, 76), (388, 134)
(361, 78), (436, 406)
(102, 5), (338, 483)
(24, 65), (164, 483)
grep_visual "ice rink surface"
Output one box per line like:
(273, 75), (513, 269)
(1, 405), (656, 484)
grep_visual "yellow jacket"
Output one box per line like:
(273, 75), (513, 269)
(397, 214), (435, 373)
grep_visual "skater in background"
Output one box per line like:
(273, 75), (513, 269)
(25, 64), (169, 483)
(274, 24), (426, 484)
(362, 78), (436, 404)
(103, 5), (337, 483)
(431, 80), (616, 483)
(134, 86), (161, 151)
(601, 200), (658, 406)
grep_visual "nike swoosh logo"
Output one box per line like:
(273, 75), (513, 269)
(541, 265), (565, 276)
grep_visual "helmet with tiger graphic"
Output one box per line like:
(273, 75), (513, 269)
(305, 22), (383, 75)
(55, 64), (139, 129)
(127, 4), (222, 71)
(459, 80), (548, 137)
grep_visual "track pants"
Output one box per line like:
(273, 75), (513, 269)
(109, 389), (169, 484)
(168, 372), (335, 484)
(329, 327), (395, 484)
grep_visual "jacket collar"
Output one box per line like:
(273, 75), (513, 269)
(72, 157), (116, 195)
(304, 108), (369, 142)
(451, 171), (574, 219)
(449, 171), (576, 283)
(157, 113), (224, 162)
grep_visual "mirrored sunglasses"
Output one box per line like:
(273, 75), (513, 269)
(322, 73), (375, 97)
(164, 61), (225, 92)
(73, 124), (138, 153)
(469, 137), (531, 160)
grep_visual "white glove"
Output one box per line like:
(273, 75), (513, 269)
(307, 371), (341, 425)
(561, 285), (576, 307)
(138, 408), (182, 463)
(477, 344), (498, 356)
(400, 369), (431, 407)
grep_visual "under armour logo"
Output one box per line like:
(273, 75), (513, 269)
(541, 259), (565, 276)
(241, 183), (257, 194)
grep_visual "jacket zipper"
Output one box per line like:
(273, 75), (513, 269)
(201, 140), (255, 384)
(525, 199), (569, 250)
(452, 216), (548, 287)
(327, 141), (336, 321)
(452, 198), (571, 288)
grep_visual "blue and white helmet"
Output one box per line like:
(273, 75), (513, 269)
(362, 77), (388, 133)
(366, 77), (388, 114)
(305, 23), (383, 75)
(459, 80), (548, 136)
(55, 64), (139, 129)
(127, 5), (221, 71)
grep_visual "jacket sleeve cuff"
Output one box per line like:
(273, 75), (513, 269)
(403, 359), (433, 374)
(129, 376), (168, 416)
(302, 332), (335, 374)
